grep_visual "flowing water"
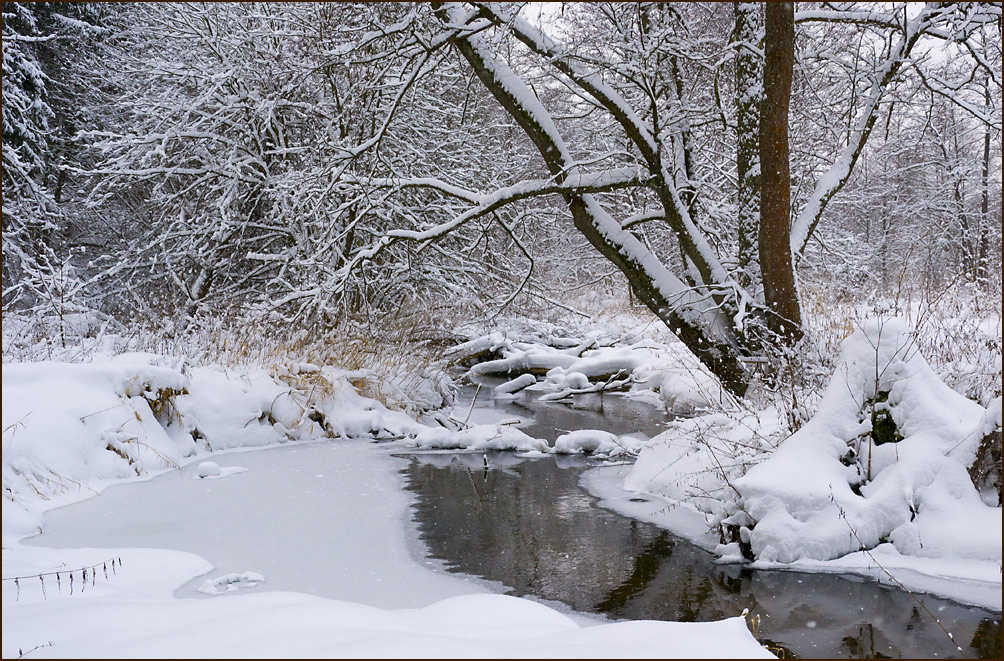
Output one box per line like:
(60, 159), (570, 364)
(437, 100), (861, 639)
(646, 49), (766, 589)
(402, 377), (1002, 659)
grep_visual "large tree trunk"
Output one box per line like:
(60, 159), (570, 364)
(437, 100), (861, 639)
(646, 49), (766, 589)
(977, 78), (991, 285)
(759, 2), (802, 341)
(734, 2), (762, 297)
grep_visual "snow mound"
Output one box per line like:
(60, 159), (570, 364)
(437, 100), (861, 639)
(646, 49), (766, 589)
(197, 571), (266, 595)
(734, 318), (1000, 566)
(553, 430), (640, 457)
(409, 423), (548, 452)
(197, 462), (221, 478)
(174, 366), (296, 449)
(195, 463), (247, 480)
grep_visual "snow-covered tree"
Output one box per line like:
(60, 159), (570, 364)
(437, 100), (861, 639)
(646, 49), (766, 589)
(49, 2), (1000, 395)
(317, 2), (999, 394)
(2, 2), (105, 314)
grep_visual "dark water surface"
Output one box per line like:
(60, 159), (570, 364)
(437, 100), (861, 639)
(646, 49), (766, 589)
(402, 380), (1001, 659)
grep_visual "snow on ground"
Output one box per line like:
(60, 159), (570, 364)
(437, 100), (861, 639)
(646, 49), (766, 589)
(9, 309), (995, 656)
(5, 574), (767, 658)
(2, 353), (771, 658)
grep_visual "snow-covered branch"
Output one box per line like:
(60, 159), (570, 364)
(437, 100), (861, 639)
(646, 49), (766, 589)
(471, 2), (742, 301)
(794, 8), (902, 30)
(790, 4), (945, 257)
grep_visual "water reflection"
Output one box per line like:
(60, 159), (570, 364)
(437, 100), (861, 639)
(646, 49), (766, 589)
(404, 452), (1001, 659)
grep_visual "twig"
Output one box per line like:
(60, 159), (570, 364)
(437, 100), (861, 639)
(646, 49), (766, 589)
(462, 383), (482, 428)
(79, 404), (122, 421)
(832, 498), (967, 658)
(18, 642), (54, 658)
(3, 413), (31, 436)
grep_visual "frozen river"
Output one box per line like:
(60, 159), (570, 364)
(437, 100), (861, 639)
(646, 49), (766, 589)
(25, 439), (482, 608)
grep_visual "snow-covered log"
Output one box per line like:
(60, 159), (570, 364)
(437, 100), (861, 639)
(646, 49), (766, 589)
(494, 374), (536, 397)
(442, 332), (508, 367)
(552, 430), (641, 457)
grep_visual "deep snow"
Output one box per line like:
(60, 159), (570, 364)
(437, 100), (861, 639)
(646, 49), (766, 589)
(5, 312), (999, 657)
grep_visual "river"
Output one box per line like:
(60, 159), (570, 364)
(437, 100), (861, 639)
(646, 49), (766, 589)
(401, 377), (1001, 659)
(23, 375), (1001, 658)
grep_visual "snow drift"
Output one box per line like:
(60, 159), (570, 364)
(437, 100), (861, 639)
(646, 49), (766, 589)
(732, 318), (1000, 566)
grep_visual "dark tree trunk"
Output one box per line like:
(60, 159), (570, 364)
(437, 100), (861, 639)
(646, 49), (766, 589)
(734, 2), (762, 296)
(977, 80), (991, 285)
(759, 2), (802, 341)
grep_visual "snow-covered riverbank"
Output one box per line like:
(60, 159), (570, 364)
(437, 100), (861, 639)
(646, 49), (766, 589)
(2, 355), (771, 658)
(581, 464), (1002, 613)
(589, 319), (1001, 615)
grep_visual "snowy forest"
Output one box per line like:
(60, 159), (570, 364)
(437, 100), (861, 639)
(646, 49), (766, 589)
(3, 2), (1002, 659)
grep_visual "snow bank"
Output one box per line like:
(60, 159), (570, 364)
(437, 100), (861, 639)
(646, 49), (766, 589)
(2, 360), (195, 540)
(624, 409), (777, 519)
(0, 352), (554, 536)
(734, 318), (999, 567)
(615, 318), (1001, 608)
(2, 544), (770, 658)
(1, 357), (429, 540)
(630, 341), (725, 414)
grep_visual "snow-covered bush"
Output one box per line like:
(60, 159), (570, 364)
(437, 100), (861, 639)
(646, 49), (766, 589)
(623, 315), (1001, 574)
(730, 318), (1000, 565)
